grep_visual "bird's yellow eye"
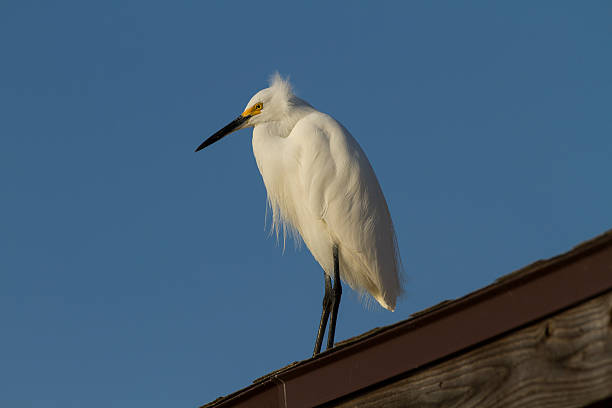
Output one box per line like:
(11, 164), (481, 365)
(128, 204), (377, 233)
(241, 102), (264, 117)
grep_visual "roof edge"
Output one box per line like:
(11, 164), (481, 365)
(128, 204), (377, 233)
(202, 227), (612, 408)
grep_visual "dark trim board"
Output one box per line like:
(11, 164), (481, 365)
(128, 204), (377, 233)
(330, 290), (612, 407)
(202, 229), (612, 408)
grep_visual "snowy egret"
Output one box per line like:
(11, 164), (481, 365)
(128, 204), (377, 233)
(196, 74), (402, 356)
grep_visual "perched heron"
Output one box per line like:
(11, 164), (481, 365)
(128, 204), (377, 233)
(196, 74), (402, 356)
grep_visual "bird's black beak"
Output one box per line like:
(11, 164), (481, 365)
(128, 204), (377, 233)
(195, 115), (249, 152)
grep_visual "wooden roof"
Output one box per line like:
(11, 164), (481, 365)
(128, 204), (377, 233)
(202, 228), (612, 408)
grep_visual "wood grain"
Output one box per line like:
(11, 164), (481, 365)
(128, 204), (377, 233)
(328, 290), (612, 408)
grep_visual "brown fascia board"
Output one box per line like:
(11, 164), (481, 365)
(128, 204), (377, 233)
(202, 228), (612, 408)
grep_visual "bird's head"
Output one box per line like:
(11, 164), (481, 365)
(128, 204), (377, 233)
(195, 73), (296, 152)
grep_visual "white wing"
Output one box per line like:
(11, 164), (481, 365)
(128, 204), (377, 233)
(288, 112), (402, 310)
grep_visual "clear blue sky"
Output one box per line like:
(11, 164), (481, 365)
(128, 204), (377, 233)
(1, 2), (611, 407)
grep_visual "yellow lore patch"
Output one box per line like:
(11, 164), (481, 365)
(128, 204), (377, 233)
(241, 102), (263, 117)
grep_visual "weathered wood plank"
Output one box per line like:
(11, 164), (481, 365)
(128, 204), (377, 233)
(329, 290), (612, 408)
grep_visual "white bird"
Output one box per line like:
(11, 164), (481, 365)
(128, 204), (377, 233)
(196, 74), (402, 356)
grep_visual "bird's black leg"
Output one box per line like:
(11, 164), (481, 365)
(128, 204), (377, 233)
(326, 245), (342, 350)
(313, 272), (332, 356)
